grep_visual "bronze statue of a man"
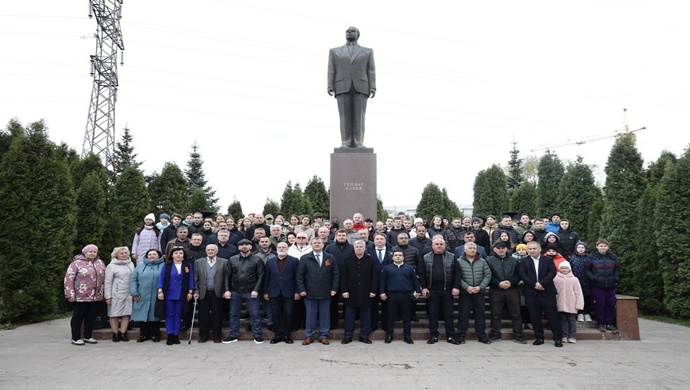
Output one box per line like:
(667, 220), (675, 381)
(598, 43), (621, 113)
(327, 26), (376, 148)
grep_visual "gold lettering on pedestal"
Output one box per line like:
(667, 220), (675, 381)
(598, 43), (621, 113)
(344, 182), (364, 191)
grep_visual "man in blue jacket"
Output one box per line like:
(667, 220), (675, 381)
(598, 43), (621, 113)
(380, 249), (421, 344)
(263, 242), (300, 344)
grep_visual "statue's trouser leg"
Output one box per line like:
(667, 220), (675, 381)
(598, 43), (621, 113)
(351, 92), (368, 147)
(336, 93), (354, 147)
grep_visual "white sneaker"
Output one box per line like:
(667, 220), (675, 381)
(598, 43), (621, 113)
(82, 338), (98, 344)
(577, 314), (584, 322)
(567, 338), (577, 343)
(71, 339), (85, 346)
(584, 314), (592, 322)
(562, 338), (568, 344)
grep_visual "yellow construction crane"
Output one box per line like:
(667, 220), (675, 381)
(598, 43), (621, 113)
(530, 108), (645, 152)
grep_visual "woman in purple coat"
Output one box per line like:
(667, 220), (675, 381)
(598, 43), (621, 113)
(132, 213), (161, 265)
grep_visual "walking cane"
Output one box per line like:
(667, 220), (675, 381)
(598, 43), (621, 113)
(188, 297), (198, 345)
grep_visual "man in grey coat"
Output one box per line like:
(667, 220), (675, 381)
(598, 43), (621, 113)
(193, 244), (229, 343)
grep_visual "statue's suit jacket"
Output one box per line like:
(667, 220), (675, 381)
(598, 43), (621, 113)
(328, 43), (376, 96)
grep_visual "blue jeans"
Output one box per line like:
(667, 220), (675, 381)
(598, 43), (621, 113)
(304, 298), (331, 340)
(229, 291), (262, 338)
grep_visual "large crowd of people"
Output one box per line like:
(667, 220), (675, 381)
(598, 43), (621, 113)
(64, 210), (621, 348)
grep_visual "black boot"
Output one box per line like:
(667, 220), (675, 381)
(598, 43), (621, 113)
(119, 331), (129, 342)
(137, 322), (150, 342)
(173, 334), (180, 344)
(151, 322), (161, 342)
(166, 335), (174, 345)
(113, 332), (119, 342)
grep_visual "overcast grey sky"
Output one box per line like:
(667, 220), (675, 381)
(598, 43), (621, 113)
(1, 0), (687, 215)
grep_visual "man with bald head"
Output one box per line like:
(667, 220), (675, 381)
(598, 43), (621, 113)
(317, 226), (332, 247)
(342, 219), (359, 244)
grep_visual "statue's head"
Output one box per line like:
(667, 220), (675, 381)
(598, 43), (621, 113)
(345, 26), (360, 42)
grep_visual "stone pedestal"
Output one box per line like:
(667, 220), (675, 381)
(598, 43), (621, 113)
(330, 148), (377, 223)
(616, 294), (640, 340)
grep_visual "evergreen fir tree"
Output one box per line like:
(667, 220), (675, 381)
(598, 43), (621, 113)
(110, 125), (142, 182)
(74, 172), (107, 252)
(227, 199), (244, 222)
(292, 183), (313, 216)
(262, 198), (281, 217)
(536, 150), (565, 216)
(71, 153), (109, 197)
(442, 188), (462, 218)
(376, 196), (389, 222)
(1, 118), (25, 158)
(187, 187), (211, 213)
(586, 189), (604, 246)
(112, 166), (150, 248)
(304, 175), (330, 218)
(473, 164), (509, 216)
(0, 121), (77, 322)
(507, 141), (524, 196)
(416, 183), (446, 220)
(655, 149), (690, 317)
(185, 142), (218, 211)
(280, 181), (297, 216)
(600, 134), (645, 294)
(632, 151), (676, 313)
(556, 156), (599, 238)
(510, 181), (537, 217)
(148, 162), (188, 215)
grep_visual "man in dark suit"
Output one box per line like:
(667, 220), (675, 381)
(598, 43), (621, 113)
(366, 233), (392, 331)
(518, 241), (563, 347)
(192, 244), (229, 343)
(324, 229), (354, 329)
(327, 26), (376, 148)
(263, 242), (299, 344)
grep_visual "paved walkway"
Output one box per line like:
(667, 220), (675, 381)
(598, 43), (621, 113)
(0, 318), (688, 389)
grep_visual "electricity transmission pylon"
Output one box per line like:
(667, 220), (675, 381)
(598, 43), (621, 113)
(82, 0), (124, 170)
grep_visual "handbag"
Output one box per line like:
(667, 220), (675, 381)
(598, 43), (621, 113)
(154, 298), (165, 319)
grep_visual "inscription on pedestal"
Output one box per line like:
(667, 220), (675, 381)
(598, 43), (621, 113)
(330, 152), (377, 223)
(344, 183), (364, 191)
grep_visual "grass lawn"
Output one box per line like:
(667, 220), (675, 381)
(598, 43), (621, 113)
(640, 314), (690, 328)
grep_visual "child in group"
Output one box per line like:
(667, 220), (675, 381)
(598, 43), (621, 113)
(512, 243), (528, 259)
(569, 242), (593, 322)
(544, 244), (567, 269)
(512, 243), (530, 329)
(553, 261), (584, 343)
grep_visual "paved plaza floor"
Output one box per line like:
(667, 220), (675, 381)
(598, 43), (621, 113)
(1, 318), (688, 389)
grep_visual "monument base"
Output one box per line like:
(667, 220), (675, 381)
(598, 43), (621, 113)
(330, 149), (377, 223)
